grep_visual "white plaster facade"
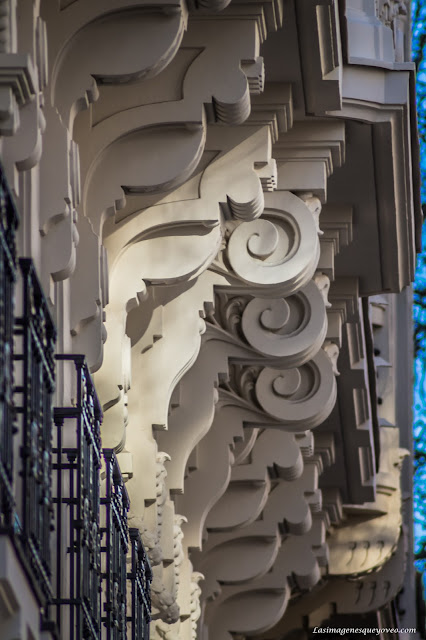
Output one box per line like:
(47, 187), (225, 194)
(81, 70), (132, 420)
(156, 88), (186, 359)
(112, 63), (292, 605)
(0, 0), (421, 638)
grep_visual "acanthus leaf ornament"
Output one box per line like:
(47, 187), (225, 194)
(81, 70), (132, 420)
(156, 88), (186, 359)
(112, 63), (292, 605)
(190, 572), (204, 640)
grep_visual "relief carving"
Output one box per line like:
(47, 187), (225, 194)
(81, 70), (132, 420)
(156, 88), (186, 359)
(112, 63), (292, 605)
(226, 191), (320, 292)
(128, 453), (189, 626)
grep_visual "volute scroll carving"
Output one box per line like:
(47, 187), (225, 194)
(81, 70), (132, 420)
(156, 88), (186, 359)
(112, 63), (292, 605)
(211, 283), (328, 368)
(221, 347), (336, 433)
(240, 281), (328, 365)
(227, 191), (320, 293)
(254, 350), (337, 430)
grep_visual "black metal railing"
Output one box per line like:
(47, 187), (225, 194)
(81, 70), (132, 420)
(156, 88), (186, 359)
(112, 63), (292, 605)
(102, 450), (130, 639)
(0, 166), (152, 638)
(53, 355), (103, 639)
(13, 258), (56, 605)
(128, 528), (152, 640)
(52, 358), (152, 640)
(0, 170), (18, 530)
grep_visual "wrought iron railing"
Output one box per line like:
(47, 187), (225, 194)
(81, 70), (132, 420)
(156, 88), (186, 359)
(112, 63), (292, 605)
(102, 449), (130, 639)
(13, 258), (56, 605)
(52, 360), (152, 640)
(53, 354), (103, 639)
(0, 167), (151, 638)
(128, 528), (152, 640)
(0, 169), (18, 530)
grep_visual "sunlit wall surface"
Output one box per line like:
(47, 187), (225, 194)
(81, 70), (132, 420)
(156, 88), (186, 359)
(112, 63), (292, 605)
(413, 0), (426, 577)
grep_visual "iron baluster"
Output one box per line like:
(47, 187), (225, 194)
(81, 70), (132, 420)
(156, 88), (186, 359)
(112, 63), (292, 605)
(0, 166), (18, 530)
(53, 355), (103, 639)
(128, 528), (152, 640)
(13, 258), (56, 607)
(102, 450), (130, 639)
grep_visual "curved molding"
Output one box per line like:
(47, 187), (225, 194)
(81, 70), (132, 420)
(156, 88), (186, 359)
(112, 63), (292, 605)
(212, 281), (327, 368)
(83, 121), (206, 236)
(241, 281), (327, 364)
(39, 106), (80, 289)
(162, 276), (335, 548)
(2, 99), (45, 192)
(182, 406), (303, 548)
(172, 394), (306, 552)
(39, 11), (270, 297)
(232, 429), (304, 483)
(206, 584), (290, 640)
(69, 124), (273, 370)
(328, 427), (408, 576)
(195, 0), (232, 13)
(200, 518), (327, 640)
(157, 326), (259, 495)
(200, 535), (280, 590)
(205, 460), (320, 536)
(172, 344), (329, 553)
(86, 125), (274, 395)
(268, 534), (407, 640)
(96, 270), (221, 450)
(227, 191), (320, 292)
(75, 99), (273, 247)
(257, 531), (407, 639)
(160, 265), (329, 497)
(174, 400), (250, 551)
(333, 532), (406, 614)
(97, 126), (273, 262)
(255, 349), (337, 431)
(44, 1), (187, 124)
(47, 7), (265, 133)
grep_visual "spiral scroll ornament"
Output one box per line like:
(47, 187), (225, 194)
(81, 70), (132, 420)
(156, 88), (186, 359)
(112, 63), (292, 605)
(227, 192), (320, 294)
(254, 349), (337, 431)
(241, 281), (327, 366)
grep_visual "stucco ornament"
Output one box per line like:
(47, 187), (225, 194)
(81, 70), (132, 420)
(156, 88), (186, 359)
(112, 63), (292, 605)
(240, 281), (328, 364)
(254, 350), (337, 430)
(227, 191), (320, 292)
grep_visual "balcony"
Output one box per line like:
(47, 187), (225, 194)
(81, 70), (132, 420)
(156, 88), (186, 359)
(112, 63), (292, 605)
(128, 528), (152, 640)
(0, 166), (18, 533)
(0, 171), (56, 639)
(53, 354), (103, 638)
(0, 166), (152, 640)
(102, 450), (130, 639)
(53, 358), (153, 640)
(14, 258), (57, 606)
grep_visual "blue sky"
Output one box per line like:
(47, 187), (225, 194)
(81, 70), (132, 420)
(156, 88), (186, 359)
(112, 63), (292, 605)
(413, 0), (426, 573)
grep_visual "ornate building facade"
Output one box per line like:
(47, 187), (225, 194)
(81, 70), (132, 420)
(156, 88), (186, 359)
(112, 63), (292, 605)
(0, 0), (422, 639)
